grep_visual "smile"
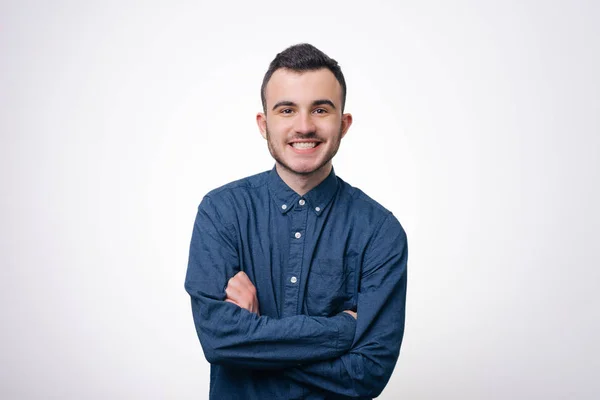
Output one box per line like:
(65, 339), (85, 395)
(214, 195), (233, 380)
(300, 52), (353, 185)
(290, 142), (319, 149)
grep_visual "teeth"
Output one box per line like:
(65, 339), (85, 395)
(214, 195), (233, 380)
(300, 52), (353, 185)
(291, 142), (317, 149)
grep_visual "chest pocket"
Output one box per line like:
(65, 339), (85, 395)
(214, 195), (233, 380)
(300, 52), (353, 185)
(305, 257), (357, 316)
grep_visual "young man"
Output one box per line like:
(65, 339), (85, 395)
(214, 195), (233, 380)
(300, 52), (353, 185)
(185, 43), (408, 399)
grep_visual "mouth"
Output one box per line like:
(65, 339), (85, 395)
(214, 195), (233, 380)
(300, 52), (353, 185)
(289, 141), (321, 150)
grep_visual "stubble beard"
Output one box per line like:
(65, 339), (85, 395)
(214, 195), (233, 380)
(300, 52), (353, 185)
(265, 125), (343, 177)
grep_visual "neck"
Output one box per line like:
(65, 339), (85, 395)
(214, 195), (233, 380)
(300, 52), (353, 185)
(275, 163), (332, 196)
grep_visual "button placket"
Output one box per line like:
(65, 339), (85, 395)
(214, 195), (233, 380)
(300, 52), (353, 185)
(283, 201), (308, 317)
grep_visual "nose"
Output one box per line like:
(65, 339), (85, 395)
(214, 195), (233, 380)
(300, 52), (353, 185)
(294, 111), (316, 135)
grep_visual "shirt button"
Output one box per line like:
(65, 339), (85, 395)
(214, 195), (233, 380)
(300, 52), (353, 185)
(281, 204), (287, 210)
(294, 232), (301, 239)
(290, 276), (297, 284)
(315, 207), (321, 212)
(299, 199), (305, 206)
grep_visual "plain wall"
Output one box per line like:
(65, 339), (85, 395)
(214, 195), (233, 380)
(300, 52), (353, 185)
(1, 0), (598, 398)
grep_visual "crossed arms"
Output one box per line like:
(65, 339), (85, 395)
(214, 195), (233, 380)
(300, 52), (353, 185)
(185, 196), (408, 398)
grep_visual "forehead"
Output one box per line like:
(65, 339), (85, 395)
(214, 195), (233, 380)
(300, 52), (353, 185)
(264, 68), (342, 108)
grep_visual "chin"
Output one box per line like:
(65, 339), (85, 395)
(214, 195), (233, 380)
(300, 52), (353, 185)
(270, 146), (333, 177)
(286, 161), (329, 176)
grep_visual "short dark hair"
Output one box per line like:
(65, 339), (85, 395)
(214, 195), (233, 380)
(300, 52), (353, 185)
(260, 43), (347, 113)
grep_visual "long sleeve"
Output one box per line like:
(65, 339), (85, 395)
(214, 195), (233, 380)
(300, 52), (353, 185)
(184, 196), (357, 370)
(284, 213), (408, 398)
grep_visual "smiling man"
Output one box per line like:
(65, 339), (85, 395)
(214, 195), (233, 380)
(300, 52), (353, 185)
(185, 43), (408, 399)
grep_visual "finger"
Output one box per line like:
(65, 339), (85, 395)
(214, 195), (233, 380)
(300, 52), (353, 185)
(226, 281), (255, 308)
(227, 280), (251, 302)
(233, 271), (255, 291)
(225, 284), (245, 304)
(238, 272), (258, 295)
(228, 271), (247, 290)
(227, 273), (248, 294)
(229, 272), (257, 297)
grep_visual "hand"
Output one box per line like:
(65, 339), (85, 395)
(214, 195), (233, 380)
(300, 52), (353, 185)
(225, 271), (260, 315)
(344, 310), (357, 319)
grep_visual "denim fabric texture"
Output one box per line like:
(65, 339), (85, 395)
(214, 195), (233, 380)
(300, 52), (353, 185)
(185, 167), (408, 399)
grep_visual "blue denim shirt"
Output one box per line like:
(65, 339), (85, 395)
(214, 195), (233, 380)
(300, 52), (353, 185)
(185, 167), (408, 399)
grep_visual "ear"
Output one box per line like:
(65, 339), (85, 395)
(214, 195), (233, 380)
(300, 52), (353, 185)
(256, 112), (267, 140)
(340, 113), (353, 139)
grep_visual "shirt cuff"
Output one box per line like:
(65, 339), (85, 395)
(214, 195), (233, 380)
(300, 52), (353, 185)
(334, 311), (357, 351)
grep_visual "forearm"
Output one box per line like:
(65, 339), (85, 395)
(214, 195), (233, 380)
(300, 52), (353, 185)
(285, 215), (408, 397)
(188, 292), (357, 369)
(284, 350), (398, 398)
(283, 288), (405, 398)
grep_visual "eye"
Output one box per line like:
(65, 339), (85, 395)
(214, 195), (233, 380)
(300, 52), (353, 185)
(313, 108), (328, 114)
(280, 108), (294, 114)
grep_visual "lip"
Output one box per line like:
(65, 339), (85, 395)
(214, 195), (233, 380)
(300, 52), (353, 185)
(288, 141), (321, 154)
(288, 139), (321, 144)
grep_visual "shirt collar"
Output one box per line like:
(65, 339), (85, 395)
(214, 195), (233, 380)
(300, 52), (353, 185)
(267, 166), (339, 216)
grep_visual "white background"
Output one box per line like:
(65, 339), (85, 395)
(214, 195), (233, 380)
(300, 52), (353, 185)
(1, 1), (599, 399)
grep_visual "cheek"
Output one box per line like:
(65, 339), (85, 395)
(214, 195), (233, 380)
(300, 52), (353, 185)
(268, 121), (292, 139)
(318, 120), (342, 136)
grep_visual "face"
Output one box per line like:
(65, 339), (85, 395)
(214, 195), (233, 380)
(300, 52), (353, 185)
(257, 68), (352, 178)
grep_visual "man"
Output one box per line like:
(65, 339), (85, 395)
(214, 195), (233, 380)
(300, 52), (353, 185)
(185, 43), (408, 399)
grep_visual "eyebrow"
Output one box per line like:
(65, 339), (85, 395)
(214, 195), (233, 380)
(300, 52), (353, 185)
(271, 99), (337, 111)
(313, 99), (336, 109)
(272, 101), (295, 111)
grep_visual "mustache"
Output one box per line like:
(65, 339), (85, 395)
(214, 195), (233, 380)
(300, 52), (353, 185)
(289, 132), (321, 141)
